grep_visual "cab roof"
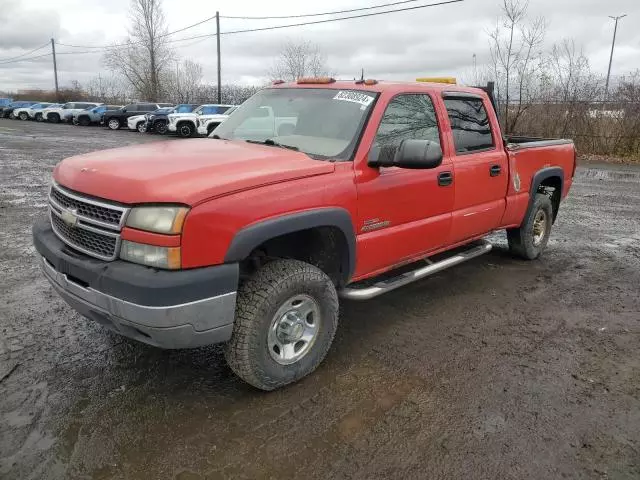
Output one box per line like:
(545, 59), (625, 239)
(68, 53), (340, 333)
(271, 80), (488, 97)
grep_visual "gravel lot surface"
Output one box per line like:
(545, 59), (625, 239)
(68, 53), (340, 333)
(1, 118), (639, 480)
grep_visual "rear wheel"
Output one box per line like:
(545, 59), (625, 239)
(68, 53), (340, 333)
(154, 120), (168, 135)
(18, 112), (29, 121)
(136, 121), (146, 133)
(107, 118), (121, 130)
(35, 113), (44, 122)
(225, 259), (339, 391)
(507, 193), (553, 260)
(78, 116), (90, 126)
(177, 122), (194, 138)
(49, 113), (60, 123)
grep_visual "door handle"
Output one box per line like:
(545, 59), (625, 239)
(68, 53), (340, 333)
(438, 171), (453, 186)
(490, 164), (502, 176)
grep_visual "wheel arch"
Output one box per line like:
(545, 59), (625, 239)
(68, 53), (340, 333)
(527, 167), (564, 223)
(224, 208), (356, 286)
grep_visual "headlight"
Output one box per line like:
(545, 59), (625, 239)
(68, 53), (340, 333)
(125, 206), (188, 234)
(120, 241), (180, 269)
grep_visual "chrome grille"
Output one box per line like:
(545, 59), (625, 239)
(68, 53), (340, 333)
(50, 184), (124, 227)
(51, 212), (118, 259)
(48, 183), (128, 261)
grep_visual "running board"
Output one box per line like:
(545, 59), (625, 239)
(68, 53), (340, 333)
(339, 241), (493, 301)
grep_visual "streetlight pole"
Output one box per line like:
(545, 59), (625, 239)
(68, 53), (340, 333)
(605, 14), (626, 99)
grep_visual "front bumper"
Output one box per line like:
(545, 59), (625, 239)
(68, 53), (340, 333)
(33, 217), (238, 349)
(167, 123), (177, 132)
(197, 125), (208, 135)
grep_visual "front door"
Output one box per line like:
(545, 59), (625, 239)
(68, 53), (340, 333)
(443, 95), (508, 244)
(354, 93), (455, 279)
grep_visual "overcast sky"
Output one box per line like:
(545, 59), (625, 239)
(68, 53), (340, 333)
(0, 0), (638, 92)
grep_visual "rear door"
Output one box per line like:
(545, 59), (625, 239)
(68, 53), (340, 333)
(443, 94), (508, 244)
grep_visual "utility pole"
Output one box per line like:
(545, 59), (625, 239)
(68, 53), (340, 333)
(216, 11), (222, 104)
(51, 38), (59, 100)
(605, 14), (627, 99)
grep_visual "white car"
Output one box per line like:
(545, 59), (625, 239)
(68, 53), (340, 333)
(13, 102), (54, 121)
(168, 104), (236, 138)
(45, 101), (102, 123)
(127, 114), (148, 132)
(196, 106), (238, 136)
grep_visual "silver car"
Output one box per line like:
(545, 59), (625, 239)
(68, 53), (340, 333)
(73, 105), (122, 126)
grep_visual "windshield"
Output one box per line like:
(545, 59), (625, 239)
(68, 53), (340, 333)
(212, 88), (377, 160)
(152, 107), (173, 114)
(175, 104), (196, 113)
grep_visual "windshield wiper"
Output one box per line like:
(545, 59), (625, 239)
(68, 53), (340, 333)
(245, 139), (299, 151)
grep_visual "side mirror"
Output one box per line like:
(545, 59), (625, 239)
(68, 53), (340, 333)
(368, 139), (443, 169)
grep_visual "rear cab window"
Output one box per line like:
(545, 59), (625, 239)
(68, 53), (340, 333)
(443, 96), (494, 154)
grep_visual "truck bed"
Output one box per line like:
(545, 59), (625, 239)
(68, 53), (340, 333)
(505, 135), (574, 150)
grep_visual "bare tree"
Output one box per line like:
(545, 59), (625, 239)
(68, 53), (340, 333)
(269, 40), (331, 81)
(164, 59), (203, 102)
(85, 74), (132, 104)
(104, 0), (173, 101)
(489, 0), (545, 133)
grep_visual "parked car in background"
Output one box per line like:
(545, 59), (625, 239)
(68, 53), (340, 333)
(144, 104), (198, 134)
(35, 104), (62, 122)
(13, 102), (54, 121)
(196, 106), (238, 136)
(2, 101), (38, 119)
(127, 114), (149, 132)
(73, 105), (122, 126)
(168, 104), (235, 138)
(45, 102), (101, 123)
(0, 98), (13, 116)
(102, 103), (173, 130)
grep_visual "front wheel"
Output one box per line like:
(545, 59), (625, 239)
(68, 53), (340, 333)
(177, 122), (194, 138)
(49, 113), (60, 123)
(19, 112), (29, 121)
(35, 113), (44, 122)
(107, 118), (121, 130)
(136, 122), (146, 133)
(507, 193), (553, 260)
(154, 120), (168, 135)
(225, 259), (339, 391)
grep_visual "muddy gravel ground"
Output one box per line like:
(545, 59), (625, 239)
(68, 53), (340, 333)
(1, 118), (639, 480)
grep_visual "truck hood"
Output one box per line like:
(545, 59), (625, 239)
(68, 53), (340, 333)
(53, 139), (335, 206)
(168, 113), (196, 121)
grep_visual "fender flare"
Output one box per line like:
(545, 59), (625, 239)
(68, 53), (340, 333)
(224, 208), (356, 281)
(525, 166), (564, 223)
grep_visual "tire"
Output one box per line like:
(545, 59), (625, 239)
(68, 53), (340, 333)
(18, 112), (28, 121)
(207, 122), (220, 135)
(507, 193), (554, 260)
(78, 116), (90, 126)
(49, 113), (60, 124)
(136, 121), (146, 133)
(107, 118), (121, 130)
(35, 113), (44, 122)
(225, 259), (339, 391)
(9, 111), (16, 119)
(177, 122), (194, 138)
(154, 120), (168, 135)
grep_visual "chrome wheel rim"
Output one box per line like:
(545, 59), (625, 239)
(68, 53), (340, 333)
(137, 123), (146, 132)
(108, 119), (119, 129)
(532, 209), (547, 246)
(267, 294), (321, 365)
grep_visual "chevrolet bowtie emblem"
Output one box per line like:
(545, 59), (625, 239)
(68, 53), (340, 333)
(60, 208), (79, 227)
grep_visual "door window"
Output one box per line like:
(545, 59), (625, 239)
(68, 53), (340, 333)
(372, 94), (440, 163)
(444, 98), (494, 154)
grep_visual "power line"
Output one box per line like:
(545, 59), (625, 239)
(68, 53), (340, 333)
(0, 42), (50, 62)
(220, 0), (464, 35)
(0, 52), (52, 66)
(221, 0), (430, 19)
(54, 0), (464, 50)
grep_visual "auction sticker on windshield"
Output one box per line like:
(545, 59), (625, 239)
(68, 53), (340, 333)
(333, 91), (375, 107)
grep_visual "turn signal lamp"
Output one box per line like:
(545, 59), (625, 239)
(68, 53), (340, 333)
(416, 77), (457, 84)
(296, 77), (336, 84)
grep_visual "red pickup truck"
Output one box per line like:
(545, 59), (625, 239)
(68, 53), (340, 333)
(33, 78), (576, 390)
